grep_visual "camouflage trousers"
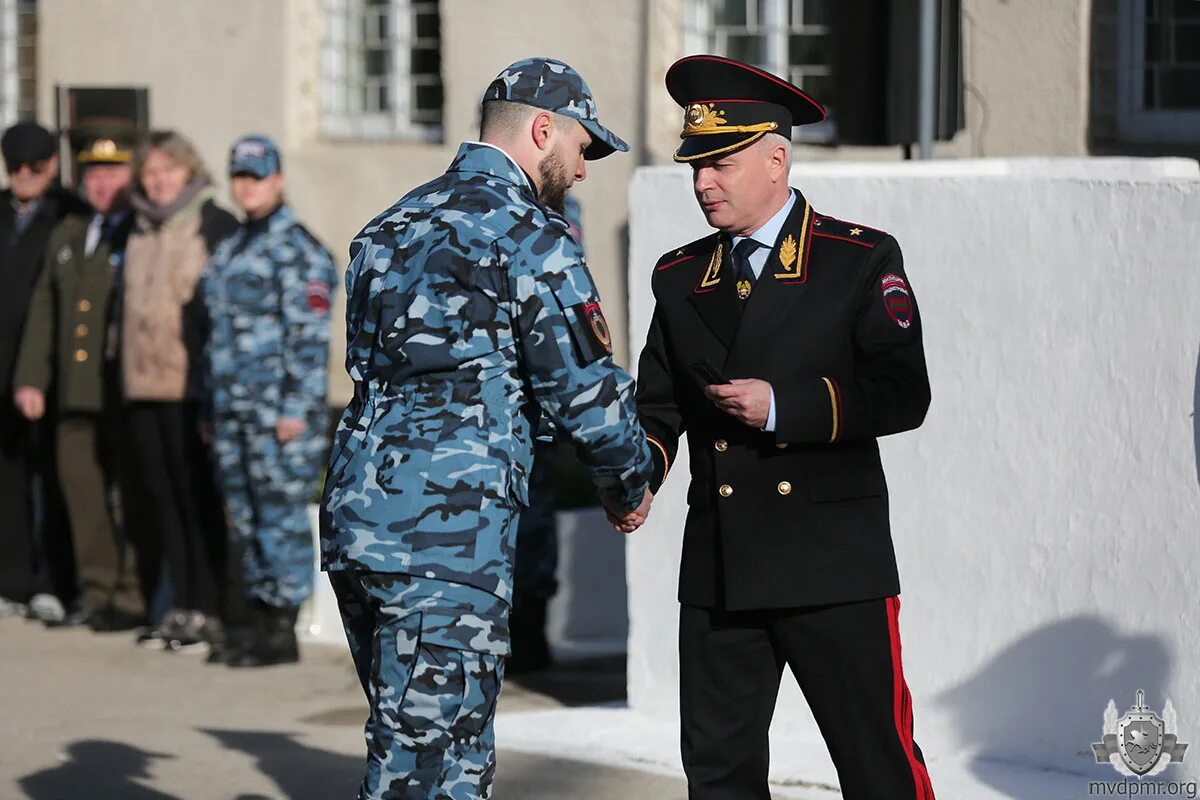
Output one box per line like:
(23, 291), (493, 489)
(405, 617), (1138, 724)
(329, 570), (505, 800)
(212, 412), (324, 607)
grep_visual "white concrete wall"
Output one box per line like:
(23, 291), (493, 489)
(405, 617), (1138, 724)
(626, 159), (1200, 786)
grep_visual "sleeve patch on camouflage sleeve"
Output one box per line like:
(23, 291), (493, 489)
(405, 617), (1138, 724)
(881, 273), (912, 329)
(306, 279), (331, 314)
(567, 300), (613, 363)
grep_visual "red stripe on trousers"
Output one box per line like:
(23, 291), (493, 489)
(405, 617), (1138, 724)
(886, 596), (935, 800)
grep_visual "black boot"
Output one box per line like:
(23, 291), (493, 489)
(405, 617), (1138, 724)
(207, 603), (258, 665)
(227, 604), (299, 668)
(507, 592), (552, 675)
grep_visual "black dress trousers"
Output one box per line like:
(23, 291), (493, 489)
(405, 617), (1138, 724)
(679, 597), (935, 800)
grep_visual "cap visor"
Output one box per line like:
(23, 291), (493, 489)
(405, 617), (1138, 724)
(228, 165), (272, 179)
(579, 118), (630, 161)
(672, 131), (768, 163)
(78, 154), (132, 165)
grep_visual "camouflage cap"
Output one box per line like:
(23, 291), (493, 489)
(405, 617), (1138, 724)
(228, 134), (281, 178)
(483, 57), (629, 161)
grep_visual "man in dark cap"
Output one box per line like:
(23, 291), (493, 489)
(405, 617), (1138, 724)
(14, 125), (144, 631)
(321, 57), (652, 798)
(623, 55), (936, 799)
(0, 121), (85, 618)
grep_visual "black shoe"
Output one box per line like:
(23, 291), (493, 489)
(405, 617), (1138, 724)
(227, 605), (299, 668)
(206, 619), (254, 664)
(212, 600), (265, 664)
(507, 593), (553, 675)
(89, 608), (145, 633)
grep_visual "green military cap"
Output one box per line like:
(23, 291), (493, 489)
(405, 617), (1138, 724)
(70, 121), (137, 165)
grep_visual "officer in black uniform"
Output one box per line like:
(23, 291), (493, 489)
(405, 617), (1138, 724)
(631, 55), (936, 800)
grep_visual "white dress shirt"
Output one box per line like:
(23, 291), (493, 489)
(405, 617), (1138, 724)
(84, 209), (131, 257)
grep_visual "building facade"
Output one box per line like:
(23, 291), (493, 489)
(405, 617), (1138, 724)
(11, 0), (1198, 403)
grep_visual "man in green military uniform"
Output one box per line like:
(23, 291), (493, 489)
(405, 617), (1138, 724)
(14, 126), (144, 631)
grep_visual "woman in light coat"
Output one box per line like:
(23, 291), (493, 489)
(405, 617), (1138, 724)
(119, 130), (237, 649)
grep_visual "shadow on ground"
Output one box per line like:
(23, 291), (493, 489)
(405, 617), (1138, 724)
(204, 729), (362, 799)
(19, 740), (182, 800)
(939, 614), (1173, 798)
(505, 654), (627, 707)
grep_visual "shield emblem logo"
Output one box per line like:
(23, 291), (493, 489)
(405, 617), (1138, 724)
(1119, 712), (1165, 775)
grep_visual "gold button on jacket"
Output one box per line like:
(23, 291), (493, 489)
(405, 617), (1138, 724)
(74, 349), (88, 363)
(777, 481), (792, 496)
(77, 299), (91, 312)
(714, 439), (728, 452)
(718, 484), (733, 498)
(75, 323), (88, 337)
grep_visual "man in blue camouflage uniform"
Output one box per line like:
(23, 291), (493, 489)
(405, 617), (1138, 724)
(321, 58), (653, 800)
(204, 135), (336, 667)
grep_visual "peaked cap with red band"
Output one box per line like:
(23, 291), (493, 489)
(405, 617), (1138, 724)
(666, 54), (826, 163)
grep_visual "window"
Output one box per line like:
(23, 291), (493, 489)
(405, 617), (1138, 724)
(1116, 0), (1200, 143)
(0, 0), (37, 127)
(683, 0), (834, 141)
(322, 0), (443, 141)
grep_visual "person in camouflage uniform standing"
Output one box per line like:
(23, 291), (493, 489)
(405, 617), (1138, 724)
(320, 58), (654, 799)
(204, 135), (335, 667)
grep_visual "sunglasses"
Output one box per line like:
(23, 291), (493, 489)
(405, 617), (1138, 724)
(6, 159), (51, 175)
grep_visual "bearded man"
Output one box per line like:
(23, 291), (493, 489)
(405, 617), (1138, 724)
(320, 57), (653, 800)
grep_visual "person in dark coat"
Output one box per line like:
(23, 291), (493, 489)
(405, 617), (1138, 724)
(625, 56), (937, 800)
(14, 127), (145, 631)
(0, 121), (85, 618)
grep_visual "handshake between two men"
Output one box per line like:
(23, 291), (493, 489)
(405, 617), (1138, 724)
(601, 376), (774, 534)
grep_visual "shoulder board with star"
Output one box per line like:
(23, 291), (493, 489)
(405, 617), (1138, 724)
(810, 215), (887, 249)
(654, 232), (722, 271)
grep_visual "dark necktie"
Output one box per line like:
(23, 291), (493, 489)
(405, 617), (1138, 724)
(100, 216), (118, 243)
(731, 238), (761, 300)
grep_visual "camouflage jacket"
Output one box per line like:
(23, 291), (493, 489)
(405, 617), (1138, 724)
(320, 141), (652, 601)
(202, 204), (336, 421)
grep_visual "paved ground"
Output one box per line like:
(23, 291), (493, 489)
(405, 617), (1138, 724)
(0, 615), (697, 800)
(0, 613), (1105, 799)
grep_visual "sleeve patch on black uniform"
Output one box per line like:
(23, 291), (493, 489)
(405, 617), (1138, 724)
(306, 279), (331, 314)
(881, 273), (912, 329)
(567, 300), (613, 363)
